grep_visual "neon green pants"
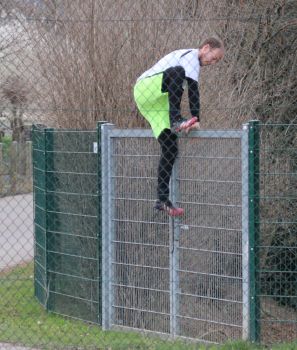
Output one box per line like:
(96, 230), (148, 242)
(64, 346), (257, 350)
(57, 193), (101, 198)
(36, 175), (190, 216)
(134, 73), (170, 139)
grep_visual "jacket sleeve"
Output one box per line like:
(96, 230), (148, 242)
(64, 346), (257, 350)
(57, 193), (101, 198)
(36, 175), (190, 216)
(187, 77), (200, 121)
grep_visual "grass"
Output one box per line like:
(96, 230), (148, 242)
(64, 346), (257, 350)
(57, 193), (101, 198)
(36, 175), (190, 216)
(0, 263), (296, 350)
(0, 134), (14, 170)
(0, 135), (12, 159)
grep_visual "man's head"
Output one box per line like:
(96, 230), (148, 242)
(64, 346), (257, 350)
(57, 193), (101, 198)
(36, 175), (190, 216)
(198, 37), (224, 66)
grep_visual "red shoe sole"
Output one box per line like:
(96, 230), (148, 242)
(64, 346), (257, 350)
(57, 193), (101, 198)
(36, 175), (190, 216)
(168, 207), (184, 217)
(175, 117), (198, 132)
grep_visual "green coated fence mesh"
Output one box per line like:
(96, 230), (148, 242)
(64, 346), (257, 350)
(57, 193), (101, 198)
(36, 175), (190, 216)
(33, 127), (101, 324)
(257, 124), (297, 343)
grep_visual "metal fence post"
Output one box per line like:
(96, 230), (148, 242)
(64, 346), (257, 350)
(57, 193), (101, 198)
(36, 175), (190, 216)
(169, 150), (180, 338)
(100, 123), (115, 330)
(241, 123), (249, 340)
(44, 128), (55, 311)
(33, 126), (48, 307)
(247, 120), (260, 342)
(97, 121), (108, 325)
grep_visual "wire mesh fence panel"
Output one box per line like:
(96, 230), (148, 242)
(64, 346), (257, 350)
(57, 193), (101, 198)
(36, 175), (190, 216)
(32, 126), (47, 305)
(177, 133), (243, 343)
(256, 124), (297, 344)
(3, 121), (297, 349)
(101, 127), (247, 343)
(101, 128), (171, 334)
(32, 127), (101, 324)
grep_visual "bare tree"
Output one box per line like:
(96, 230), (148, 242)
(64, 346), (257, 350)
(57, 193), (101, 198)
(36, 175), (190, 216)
(2, 77), (27, 142)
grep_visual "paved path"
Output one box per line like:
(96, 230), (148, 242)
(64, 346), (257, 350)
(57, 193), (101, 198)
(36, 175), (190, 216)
(0, 193), (34, 270)
(0, 195), (37, 349)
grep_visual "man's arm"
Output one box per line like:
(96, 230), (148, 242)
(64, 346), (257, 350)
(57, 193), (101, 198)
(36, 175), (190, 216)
(187, 77), (200, 121)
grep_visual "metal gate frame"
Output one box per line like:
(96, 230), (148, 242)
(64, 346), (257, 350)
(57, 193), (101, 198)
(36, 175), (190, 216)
(100, 121), (259, 342)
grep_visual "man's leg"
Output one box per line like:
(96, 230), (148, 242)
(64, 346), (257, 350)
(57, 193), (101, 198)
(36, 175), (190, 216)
(157, 129), (178, 202)
(155, 129), (184, 216)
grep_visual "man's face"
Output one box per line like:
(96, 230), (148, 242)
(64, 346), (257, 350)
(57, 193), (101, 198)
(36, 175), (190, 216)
(199, 45), (224, 66)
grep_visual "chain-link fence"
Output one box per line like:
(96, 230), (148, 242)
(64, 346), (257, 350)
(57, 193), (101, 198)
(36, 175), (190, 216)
(1, 1), (297, 349)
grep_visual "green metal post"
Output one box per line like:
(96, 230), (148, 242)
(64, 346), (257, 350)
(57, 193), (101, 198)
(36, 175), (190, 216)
(248, 120), (260, 342)
(32, 125), (47, 306)
(45, 128), (54, 311)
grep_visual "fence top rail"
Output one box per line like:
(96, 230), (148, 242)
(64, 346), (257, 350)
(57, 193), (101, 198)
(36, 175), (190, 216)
(43, 129), (97, 134)
(107, 128), (243, 139)
(258, 123), (297, 126)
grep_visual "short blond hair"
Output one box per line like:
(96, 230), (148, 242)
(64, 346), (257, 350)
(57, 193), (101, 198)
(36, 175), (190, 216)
(199, 37), (224, 50)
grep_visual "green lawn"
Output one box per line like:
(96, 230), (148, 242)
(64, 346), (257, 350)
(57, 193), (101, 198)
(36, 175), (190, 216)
(0, 263), (296, 350)
(0, 135), (12, 160)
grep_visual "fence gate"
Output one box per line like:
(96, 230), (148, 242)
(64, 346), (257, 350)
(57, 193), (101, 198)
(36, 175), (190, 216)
(101, 124), (251, 344)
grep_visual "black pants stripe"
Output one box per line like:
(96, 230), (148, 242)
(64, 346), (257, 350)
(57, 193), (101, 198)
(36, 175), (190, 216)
(162, 66), (186, 122)
(157, 129), (178, 202)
